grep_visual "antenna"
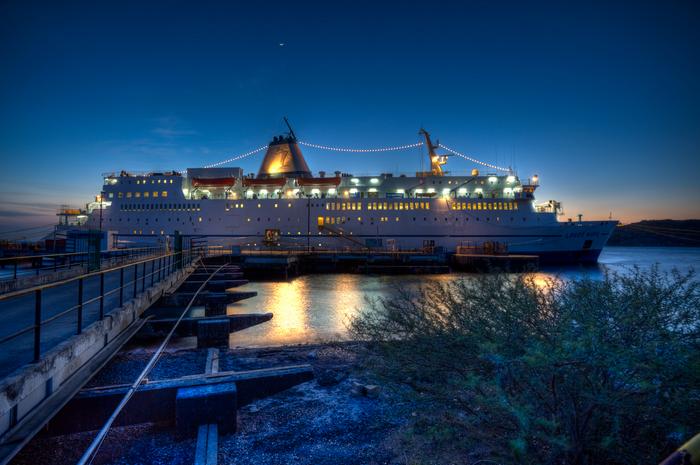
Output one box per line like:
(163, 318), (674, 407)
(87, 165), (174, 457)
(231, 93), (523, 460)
(283, 117), (297, 140)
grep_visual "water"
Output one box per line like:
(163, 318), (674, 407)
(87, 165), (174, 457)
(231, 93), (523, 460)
(227, 247), (700, 347)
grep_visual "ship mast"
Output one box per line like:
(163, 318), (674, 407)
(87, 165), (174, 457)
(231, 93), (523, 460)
(419, 128), (447, 176)
(283, 116), (297, 140)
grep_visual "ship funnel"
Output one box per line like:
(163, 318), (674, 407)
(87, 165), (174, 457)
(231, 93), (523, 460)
(257, 120), (312, 179)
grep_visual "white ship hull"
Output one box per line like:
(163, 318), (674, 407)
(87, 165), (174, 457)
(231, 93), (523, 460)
(87, 197), (616, 264)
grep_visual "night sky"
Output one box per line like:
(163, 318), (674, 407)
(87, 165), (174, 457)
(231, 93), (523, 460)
(1, 0), (699, 238)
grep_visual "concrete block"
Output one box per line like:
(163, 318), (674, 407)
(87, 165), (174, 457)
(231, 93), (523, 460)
(176, 383), (237, 436)
(197, 319), (230, 348)
(204, 300), (227, 317)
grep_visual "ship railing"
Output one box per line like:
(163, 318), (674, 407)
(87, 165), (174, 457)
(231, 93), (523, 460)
(223, 246), (444, 256)
(0, 248), (198, 379)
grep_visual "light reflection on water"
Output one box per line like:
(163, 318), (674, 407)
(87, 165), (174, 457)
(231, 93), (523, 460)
(227, 247), (700, 348)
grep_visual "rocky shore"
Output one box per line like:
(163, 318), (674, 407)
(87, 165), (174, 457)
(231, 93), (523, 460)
(13, 342), (409, 465)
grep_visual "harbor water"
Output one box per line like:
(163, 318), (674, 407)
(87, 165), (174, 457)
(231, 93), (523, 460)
(227, 247), (700, 347)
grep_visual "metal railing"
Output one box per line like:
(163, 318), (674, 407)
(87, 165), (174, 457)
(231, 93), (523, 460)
(0, 247), (165, 282)
(0, 249), (198, 378)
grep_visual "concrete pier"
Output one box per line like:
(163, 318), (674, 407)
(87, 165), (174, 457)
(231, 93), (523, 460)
(0, 261), (196, 462)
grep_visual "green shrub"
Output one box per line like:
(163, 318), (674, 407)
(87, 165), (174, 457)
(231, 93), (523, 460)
(350, 267), (700, 465)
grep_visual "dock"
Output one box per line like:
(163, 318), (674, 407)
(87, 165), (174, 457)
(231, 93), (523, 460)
(451, 253), (539, 271)
(0, 246), (310, 464)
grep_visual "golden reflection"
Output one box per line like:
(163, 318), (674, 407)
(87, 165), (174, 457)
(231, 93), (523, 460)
(264, 279), (310, 343)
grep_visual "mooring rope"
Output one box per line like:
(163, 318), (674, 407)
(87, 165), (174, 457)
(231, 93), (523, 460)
(76, 259), (227, 465)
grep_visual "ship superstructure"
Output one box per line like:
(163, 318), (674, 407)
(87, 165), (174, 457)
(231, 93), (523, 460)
(84, 125), (617, 263)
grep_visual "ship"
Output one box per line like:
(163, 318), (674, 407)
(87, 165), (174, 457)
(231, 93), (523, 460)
(78, 122), (617, 264)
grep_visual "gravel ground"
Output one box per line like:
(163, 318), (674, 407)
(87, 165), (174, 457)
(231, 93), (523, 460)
(12, 343), (407, 465)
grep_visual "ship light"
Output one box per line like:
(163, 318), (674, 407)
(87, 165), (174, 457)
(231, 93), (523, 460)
(458, 188), (467, 195)
(532, 174), (539, 184)
(369, 188), (377, 193)
(441, 188), (451, 198)
(503, 187), (513, 195)
(414, 188), (423, 194)
(343, 190), (349, 197)
(396, 189), (405, 194)
(327, 188), (337, 195)
(488, 176), (498, 184)
(370, 178), (379, 184)
(349, 188), (358, 194)
(506, 175), (516, 183)
(474, 188), (483, 194)
(351, 178), (360, 184)
(293, 188), (300, 195)
(286, 190), (293, 197)
(311, 188), (321, 195)
(427, 188), (435, 193)
(259, 189), (268, 197)
(246, 189), (254, 198)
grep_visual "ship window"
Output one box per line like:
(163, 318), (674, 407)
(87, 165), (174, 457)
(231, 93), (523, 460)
(162, 191), (168, 197)
(153, 192), (158, 198)
(136, 192), (141, 198)
(144, 192), (150, 198)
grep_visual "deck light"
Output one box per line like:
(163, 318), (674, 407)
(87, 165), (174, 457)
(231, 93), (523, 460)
(370, 178), (379, 184)
(351, 178), (360, 184)
(507, 175), (516, 183)
(488, 176), (498, 184)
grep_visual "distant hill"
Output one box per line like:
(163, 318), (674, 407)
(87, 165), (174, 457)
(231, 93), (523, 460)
(607, 220), (700, 247)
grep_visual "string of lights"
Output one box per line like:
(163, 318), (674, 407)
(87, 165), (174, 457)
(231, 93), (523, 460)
(203, 145), (268, 168)
(198, 139), (509, 174)
(438, 143), (511, 173)
(298, 141), (424, 153)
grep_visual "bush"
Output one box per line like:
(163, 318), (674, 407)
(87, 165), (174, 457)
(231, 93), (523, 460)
(349, 267), (700, 465)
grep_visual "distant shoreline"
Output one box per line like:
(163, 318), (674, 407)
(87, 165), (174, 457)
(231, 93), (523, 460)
(607, 220), (700, 247)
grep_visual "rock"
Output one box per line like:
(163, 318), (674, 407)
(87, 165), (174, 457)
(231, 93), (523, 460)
(316, 368), (347, 387)
(350, 381), (380, 398)
(364, 384), (380, 398)
(350, 381), (365, 397)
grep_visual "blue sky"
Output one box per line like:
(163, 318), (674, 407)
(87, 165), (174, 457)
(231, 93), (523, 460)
(1, 0), (699, 238)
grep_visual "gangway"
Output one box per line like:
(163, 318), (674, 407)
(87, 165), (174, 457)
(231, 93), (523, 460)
(316, 220), (370, 251)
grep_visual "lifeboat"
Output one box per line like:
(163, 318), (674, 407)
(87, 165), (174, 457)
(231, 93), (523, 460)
(191, 177), (237, 188)
(242, 177), (287, 187)
(296, 176), (341, 187)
